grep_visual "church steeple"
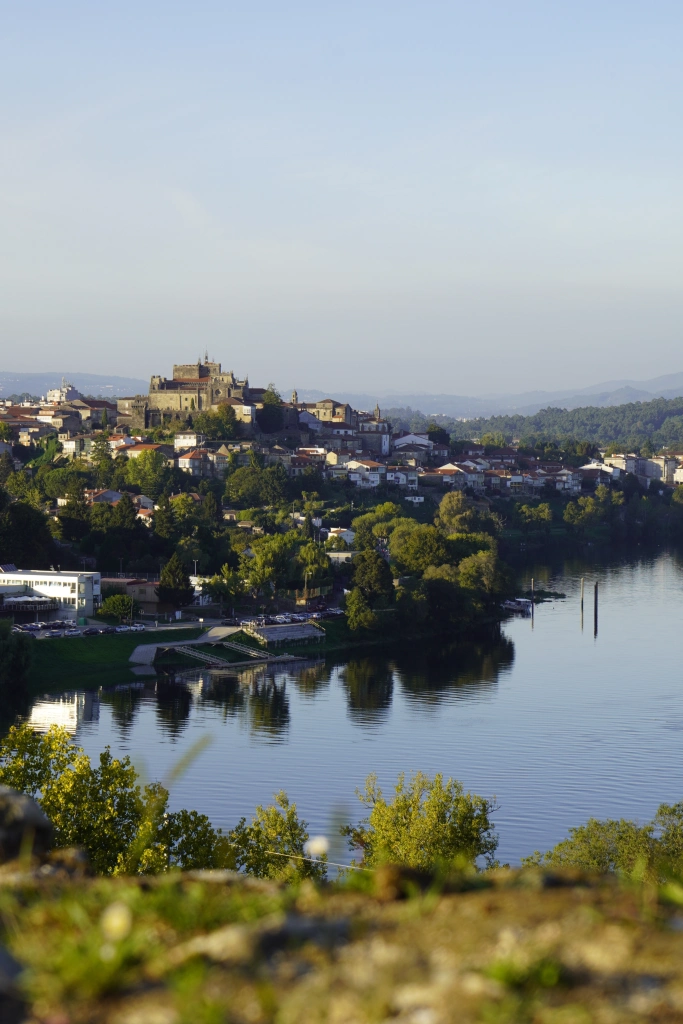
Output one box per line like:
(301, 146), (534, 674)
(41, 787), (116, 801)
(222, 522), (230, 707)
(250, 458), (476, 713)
(292, 389), (299, 406)
(374, 402), (381, 421)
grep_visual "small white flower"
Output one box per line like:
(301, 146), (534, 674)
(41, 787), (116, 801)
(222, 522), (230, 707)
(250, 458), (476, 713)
(100, 901), (133, 942)
(305, 835), (330, 858)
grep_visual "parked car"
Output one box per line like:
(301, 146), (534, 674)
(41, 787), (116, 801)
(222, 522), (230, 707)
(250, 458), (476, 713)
(81, 627), (99, 636)
(115, 625), (130, 633)
(44, 630), (63, 638)
(128, 624), (145, 632)
(98, 626), (116, 634)
(64, 629), (81, 637)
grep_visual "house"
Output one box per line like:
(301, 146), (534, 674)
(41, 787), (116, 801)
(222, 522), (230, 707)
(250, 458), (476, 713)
(328, 527), (356, 546)
(386, 466), (419, 489)
(347, 460), (387, 488)
(432, 463), (485, 492)
(173, 432), (206, 451)
(100, 577), (161, 614)
(84, 489), (124, 505)
(125, 443), (174, 463)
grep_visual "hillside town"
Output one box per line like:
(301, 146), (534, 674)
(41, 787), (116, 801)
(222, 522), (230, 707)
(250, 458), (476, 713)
(2, 356), (682, 499)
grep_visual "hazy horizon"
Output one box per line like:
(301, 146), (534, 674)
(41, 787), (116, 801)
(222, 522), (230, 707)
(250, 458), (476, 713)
(3, 3), (683, 392)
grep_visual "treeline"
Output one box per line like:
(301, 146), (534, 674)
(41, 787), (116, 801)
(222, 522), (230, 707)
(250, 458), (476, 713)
(386, 395), (683, 451)
(502, 485), (683, 546)
(344, 493), (509, 635)
(4, 723), (682, 884)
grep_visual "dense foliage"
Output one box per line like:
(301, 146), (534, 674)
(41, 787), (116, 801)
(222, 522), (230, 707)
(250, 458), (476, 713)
(342, 771), (499, 869)
(386, 395), (683, 452)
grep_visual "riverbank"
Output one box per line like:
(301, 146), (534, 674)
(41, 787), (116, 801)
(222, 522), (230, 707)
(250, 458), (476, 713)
(27, 629), (203, 691)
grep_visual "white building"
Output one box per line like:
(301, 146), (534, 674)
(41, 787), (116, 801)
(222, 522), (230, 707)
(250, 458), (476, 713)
(0, 567), (101, 621)
(45, 379), (82, 404)
(174, 432), (206, 451)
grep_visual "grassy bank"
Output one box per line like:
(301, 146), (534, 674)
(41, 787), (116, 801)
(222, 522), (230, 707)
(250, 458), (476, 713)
(28, 629), (203, 691)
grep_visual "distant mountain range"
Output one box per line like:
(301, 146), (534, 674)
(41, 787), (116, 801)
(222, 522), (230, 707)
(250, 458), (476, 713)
(287, 371), (683, 419)
(0, 372), (148, 400)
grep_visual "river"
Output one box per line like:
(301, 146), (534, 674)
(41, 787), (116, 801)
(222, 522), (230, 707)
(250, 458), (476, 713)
(22, 548), (683, 865)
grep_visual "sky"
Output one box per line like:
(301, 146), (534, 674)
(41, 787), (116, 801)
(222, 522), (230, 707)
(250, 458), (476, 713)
(2, 1), (683, 395)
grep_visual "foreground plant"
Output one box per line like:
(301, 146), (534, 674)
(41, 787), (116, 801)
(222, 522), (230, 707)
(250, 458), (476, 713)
(342, 771), (499, 870)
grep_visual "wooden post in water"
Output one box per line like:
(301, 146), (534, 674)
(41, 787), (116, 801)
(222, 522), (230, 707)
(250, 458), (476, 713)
(580, 577), (584, 631)
(593, 580), (599, 638)
(530, 577), (535, 627)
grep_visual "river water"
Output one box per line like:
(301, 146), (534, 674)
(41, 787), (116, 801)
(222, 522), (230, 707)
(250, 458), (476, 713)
(22, 548), (683, 865)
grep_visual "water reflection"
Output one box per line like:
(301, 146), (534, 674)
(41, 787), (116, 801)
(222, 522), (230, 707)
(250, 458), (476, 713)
(339, 657), (394, 725)
(28, 691), (100, 734)
(393, 629), (515, 706)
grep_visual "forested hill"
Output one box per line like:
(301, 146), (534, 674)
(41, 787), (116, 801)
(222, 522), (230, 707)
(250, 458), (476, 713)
(386, 395), (683, 450)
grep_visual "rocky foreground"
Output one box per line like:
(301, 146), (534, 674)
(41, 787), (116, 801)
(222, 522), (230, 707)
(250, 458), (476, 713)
(2, 861), (683, 1023)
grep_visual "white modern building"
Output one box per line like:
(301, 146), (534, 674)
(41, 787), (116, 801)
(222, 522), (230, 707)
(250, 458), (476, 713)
(0, 567), (101, 622)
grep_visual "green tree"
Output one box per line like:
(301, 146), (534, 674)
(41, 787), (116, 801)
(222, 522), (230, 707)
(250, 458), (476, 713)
(156, 552), (194, 607)
(426, 423), (451, 445)
(90, 433), (113, 468)
(345, 587), (378, 631)
(153, 493), (176, 540)
(59, 479), (90, 541)
(0, 452), (14, 484)
(0, 422), (12, 442)
(458, 550), (509, 610)
(256, 384), (284, 433)
(111, 492), (137, 530)
(0, 619), (34, 694)
(0, 725), (233, 875)
(100, 408), (108, 430)
(201, 490), (221, 525)
(389, 523), (448, 574)
(194, 403), (239, 440)
(125, 450), (168, 499)
(205, 563), (244, 606)
(352, 549), (394, 606)
(342, 771), (499, 870)
(98, 594), (139, 622)
(229, 790), (327, 882)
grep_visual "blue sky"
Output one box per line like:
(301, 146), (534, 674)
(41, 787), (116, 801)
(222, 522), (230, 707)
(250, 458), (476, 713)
(2, 2), (683, 393)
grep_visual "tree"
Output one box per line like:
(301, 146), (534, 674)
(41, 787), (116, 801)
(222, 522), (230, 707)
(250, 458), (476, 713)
(126, 450), (168, 499)
(522, 802), (683, 881)
(205, 563), (244, 606)
(194, 403), (238, 440)
(0, 452), (14, 484)
(427, 423), (450, 445)
(229, 791), (327, 882)
(351, 549), (394, 606)
(59, 479), (90, 541)
(153, 493), (176, 540)
(345, 587), (378, 631)
(256, 384), (284, 433)
(458, 550), (508, 607)
(0, 725), (233, 875)
(100, 408), (108, 430)
(0, 422), (12, 442)
(110, 492), (137, 530)
(342, 771), (499, 870)
(389, 523), (448, 574)
(156, 552), (194, 607)
(98, 594), (139, 622)
(0, 619), (34, 694)
(0, 492), (54, 568)
(202, 490), (221, 525)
